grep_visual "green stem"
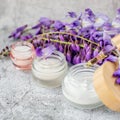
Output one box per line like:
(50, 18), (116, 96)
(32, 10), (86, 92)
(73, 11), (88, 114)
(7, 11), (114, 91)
(40, 31), (99, 46)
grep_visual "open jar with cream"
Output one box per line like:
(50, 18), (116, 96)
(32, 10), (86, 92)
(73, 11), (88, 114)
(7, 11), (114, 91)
(10, 41), (35, 70)
(32, 51), (68, 88)
(62, 63), (103, 109)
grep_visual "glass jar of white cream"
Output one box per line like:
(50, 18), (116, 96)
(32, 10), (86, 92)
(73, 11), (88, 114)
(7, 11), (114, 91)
(62, 63), (103, 109)
(32, 51), (68, 88)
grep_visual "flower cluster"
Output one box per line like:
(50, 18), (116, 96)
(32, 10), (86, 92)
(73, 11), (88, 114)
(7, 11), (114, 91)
(3, 8), (120, 65)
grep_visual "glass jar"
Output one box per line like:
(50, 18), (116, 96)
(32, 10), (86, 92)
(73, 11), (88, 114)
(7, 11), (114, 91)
(62, 63), (103, 109)
(32, 51), (68, 88)
(10, 41), (35, 70)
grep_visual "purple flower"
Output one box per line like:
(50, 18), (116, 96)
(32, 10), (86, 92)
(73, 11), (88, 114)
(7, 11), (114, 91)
(41, 45), (56, 58)
(75, 55), (81, 64)
(14, 32), (21, 39)
(32, 23), (41, 29)
(53, 20), (65, 30)
(16, 25), (27, 32)
(86, 50), (91, 61)
(116, 78), (120, 85)
(72, 20), (80, 27)
(103, 33), (112, 45)
(91, 31), (103, 42)
(35, 28), (42, 35)
(73, 55), (77, 64)
(59, 35), (64, 41)
(8, 25), (27, 39)
(113, 68), (120, 77)
(116, 8), (120, 18)
(36, 47), (42, 56)
(93, 48), (99, 57)
(21, 33), (33, 41)
(85, 8), (95, 21)
(59, 45), (64, 52)
(68, 12), (77, 18)
(112, 17), (120, 28)
(103, 45), (115, 53)
(81, 18), (94, 28)
(94, 14), (109, 28)
(39, 17), (52, 27)
(66, 51), (71, 63)
(80, 9), (95, 28)
(104, 28), (120, 37)
(103, 23), (112, 30)
(106, 55), (118, 62)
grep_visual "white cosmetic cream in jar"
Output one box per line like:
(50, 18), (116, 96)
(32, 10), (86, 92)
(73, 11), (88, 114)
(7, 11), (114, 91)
(32, 51), (68, 88)
(62, 63), (103, 109)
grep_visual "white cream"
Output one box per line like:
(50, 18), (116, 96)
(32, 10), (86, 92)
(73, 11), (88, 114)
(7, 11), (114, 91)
(32, 51), (68, 88)
(33, 58), (67, 80)
(12, 45), (32, 59)
(62, 63), (102, 108)
(63, 75), (100, 105)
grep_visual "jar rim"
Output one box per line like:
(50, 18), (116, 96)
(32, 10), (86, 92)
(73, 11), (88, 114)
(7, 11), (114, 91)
(11, 41), (35, 53)
(32, 51), (67, 73)
(66, 63), (99, 87)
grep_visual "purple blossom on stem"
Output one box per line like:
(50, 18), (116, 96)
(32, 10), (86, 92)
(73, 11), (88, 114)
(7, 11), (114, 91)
(32, 23), (41, 29)
(66, 51), (71, 63)
(116, 78), (120, 84)
(94, 14), (109, 28)
(8, 25), (28, 39)
(53, 20), (65, 30)
(113, 68), (120, 77)
(103, 45), (115, 53)
(68, 12), (77, 18)
(106, 55), (118, 62)
(112, 8), (120, 29)
(72, 20), (80, 27)
(41, 45), (56, 58)
(116, 8), (120, 18)
(36, 47), (42, 56)
(39, 17), (52, 27)
(20, 33), (33, 41)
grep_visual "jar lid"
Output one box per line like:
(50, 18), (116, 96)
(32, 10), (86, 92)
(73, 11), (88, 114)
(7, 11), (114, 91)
(111, 34), (120, 50)
(93, 61), (120, 112)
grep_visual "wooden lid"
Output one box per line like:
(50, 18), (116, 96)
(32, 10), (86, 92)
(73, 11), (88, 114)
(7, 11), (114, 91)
(93, 61), (120, 111)
(111, 34), (120, 50)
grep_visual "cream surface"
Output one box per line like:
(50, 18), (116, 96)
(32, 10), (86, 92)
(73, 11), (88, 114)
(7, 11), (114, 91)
(63, 73), (101, 105)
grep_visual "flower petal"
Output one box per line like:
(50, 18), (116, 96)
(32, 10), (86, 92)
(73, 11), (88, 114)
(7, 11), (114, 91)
(104, 45), (115, 53)
(116, 78), (120, 85)
(113, 68), (120, 77)
(68, 12), (77, 18)
(36, 47), (42, 56)
(106, 55), (118, 62)
(42, 45), (56, 58)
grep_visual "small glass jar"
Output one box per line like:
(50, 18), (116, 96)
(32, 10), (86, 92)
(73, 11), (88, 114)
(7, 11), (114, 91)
(32, 51), (68, 88)
(62, 63), (103, 109)
(10, 41), (35, 70)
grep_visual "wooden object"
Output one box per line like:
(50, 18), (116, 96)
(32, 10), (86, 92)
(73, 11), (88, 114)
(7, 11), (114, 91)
(111, 34), (120, 50)
(93, 61), (120, 112)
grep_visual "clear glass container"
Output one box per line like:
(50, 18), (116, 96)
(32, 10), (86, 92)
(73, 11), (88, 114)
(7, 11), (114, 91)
(62, 63), (103, 109)
(32, 51), (68, 88)
(10, 41), (35, 70)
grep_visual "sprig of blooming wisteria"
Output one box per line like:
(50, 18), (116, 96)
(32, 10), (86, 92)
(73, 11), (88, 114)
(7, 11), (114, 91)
(1, 8), (120, 65)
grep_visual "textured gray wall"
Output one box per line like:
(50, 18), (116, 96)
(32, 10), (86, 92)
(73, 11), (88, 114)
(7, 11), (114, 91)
(0, 0), (120, 29)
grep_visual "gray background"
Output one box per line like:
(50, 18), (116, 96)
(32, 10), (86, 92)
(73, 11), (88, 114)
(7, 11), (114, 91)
(0, 0), (120, 120)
